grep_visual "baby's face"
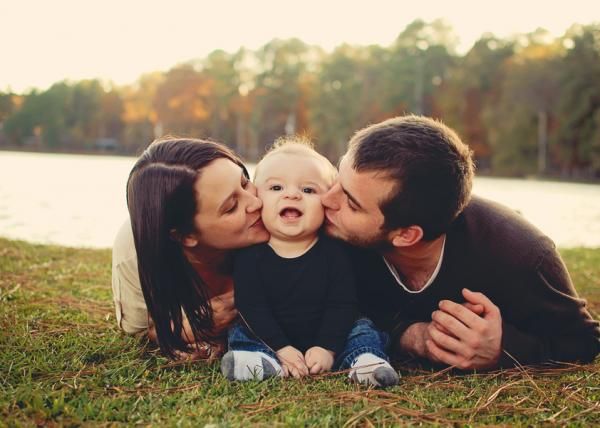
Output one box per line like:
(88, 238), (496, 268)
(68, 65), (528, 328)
(254, 152), (333, 242)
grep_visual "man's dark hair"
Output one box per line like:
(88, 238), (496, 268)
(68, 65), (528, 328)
(349, 115), (474, 241)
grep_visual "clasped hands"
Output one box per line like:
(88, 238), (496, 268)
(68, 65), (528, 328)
(404, 288), (503, 370)
(276, 345), (334, 378)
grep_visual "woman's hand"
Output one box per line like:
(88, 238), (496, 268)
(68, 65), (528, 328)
(304, 346), (335, 374)
(173, 340), (226, 361)
(209, 290), (238, 335)
(276, 346), (309, 378)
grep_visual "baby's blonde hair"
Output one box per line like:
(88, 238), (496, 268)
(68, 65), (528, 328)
(254, 135), (338, 186)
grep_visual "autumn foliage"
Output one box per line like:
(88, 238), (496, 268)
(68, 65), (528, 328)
(1, 20), (599, 178)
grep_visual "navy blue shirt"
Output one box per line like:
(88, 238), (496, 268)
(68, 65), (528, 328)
(234, 236), (358, 354)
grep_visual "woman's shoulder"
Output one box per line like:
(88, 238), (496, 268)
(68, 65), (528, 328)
(112, 218), (137, 267)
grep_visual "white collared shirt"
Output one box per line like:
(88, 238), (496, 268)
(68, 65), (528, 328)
(382, 236), (446, 293)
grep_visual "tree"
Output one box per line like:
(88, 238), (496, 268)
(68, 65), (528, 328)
(437, 35), (515, 169)
(309, 44), (387, 159)
(247, 38), (317, 159)
(0, 91), (19, 145)
(153, 64), (212, 136)
(554, 24), (600, 176)
(485, 30), (562, 175)
(200, 49), (244, 151)
(384, 19), (457, 117)
(121, 72), (163, 153)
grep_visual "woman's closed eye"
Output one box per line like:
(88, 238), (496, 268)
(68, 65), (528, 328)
(225, 201), (238, 214)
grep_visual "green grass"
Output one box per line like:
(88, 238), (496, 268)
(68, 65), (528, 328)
(1, 239), (599, 426)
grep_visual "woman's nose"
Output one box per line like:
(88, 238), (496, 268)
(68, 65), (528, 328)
(246, 191), (263, 213)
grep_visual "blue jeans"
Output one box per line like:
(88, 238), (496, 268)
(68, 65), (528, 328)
(227, 318), (390, 370)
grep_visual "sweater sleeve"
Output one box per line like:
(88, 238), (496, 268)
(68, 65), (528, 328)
(314, 240), (359, 355)
(498, 246), (600, 367)
(233, 247), (291, 352)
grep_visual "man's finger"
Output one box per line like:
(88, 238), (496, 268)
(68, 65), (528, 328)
(431, 320), (453, 336)
(462, 302), (484, 315)
(462, 289), (500, 317)
(431, 309), (471, 338)
(425, 339), (463, 367)
(429, 324), (476, 360)
(438, 300), (485, 329)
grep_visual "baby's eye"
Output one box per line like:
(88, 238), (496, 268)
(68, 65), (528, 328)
(302, 187), (316, 194)
(270, 184), (282, 191)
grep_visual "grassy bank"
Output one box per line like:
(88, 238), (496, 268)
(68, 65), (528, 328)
(1, 238), (599, 426)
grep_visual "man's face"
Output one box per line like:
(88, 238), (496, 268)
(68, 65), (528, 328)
(321, 153), (396, 249)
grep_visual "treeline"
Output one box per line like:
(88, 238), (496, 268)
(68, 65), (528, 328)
(1, 20), (599, 178)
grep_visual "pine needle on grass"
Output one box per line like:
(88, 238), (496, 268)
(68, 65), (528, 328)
(1, 238), (599, 426)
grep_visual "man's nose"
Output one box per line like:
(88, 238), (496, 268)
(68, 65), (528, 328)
(322, 182), (341, 210)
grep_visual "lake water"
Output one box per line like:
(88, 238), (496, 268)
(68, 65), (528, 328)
(1, 151), (599, 248)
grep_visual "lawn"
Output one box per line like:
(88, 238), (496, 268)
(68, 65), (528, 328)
(1, 238), (599, 426)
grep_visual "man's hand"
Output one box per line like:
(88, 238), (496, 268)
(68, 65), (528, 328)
(398, 322), (435, 360)
(276, 346), (309, 378)
(305, 346), (335, 374)
(426, 288), (502, 370)
(398, 301), (485, 362)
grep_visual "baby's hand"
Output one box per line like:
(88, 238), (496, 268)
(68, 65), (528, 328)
(304, 346), (335, 374)
(276, 346), (309, 378)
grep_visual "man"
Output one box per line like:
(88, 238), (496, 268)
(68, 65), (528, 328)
(322, 115), (600, 370)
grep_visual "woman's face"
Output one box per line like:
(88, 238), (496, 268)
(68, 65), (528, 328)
(189, 158), (269, 250)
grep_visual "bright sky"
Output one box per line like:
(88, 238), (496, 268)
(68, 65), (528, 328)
(1, 0), (597, 93)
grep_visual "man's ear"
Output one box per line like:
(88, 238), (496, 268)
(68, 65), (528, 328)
(170, 229), (199, 248)
(389, 225), (424, 248)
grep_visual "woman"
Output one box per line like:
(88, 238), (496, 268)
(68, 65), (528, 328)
(111, 138), (269, 359)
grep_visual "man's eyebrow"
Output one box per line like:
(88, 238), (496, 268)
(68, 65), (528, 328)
(341, 184), (363, 210)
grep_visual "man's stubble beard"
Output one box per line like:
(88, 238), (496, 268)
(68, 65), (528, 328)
(327, 223), (393, 252)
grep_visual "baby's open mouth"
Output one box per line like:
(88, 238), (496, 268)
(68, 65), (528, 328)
(279, 208), (303, 218)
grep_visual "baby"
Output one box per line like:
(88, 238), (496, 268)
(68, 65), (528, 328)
(221, 137), (398, 387)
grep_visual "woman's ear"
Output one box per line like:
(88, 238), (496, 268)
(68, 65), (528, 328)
(389, 225), (424, 248)
(170, 229), (199, 247)
(181, 235), (199, 248)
